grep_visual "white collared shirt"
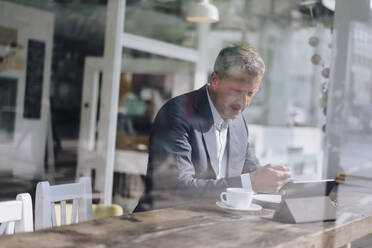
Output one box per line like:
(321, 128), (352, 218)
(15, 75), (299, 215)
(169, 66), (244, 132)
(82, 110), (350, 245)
(206, 87), (252, 190)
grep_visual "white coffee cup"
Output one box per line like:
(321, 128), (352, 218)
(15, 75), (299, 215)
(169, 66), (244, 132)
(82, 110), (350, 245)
(220, 188), (254, 209)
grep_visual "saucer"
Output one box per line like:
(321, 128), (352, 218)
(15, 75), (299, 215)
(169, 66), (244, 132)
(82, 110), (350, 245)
(216, 201), (262, 211)
(253, 194), (282, 204)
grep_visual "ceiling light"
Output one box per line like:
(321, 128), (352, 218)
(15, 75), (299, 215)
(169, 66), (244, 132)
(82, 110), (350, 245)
(321, 0), (335, 10)
(186, 0), (219, 23)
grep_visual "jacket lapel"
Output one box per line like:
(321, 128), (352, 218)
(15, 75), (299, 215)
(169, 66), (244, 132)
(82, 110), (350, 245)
(202, 125), (219, 176)
(227, 118), (247, 177)
(194, 85), (219, 177)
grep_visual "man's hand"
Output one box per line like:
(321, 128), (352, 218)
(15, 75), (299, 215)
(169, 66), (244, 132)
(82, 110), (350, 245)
(250, 164), (291, 193)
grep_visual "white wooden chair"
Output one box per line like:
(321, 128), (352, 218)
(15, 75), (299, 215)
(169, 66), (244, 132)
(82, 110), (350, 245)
(35, 177), (93, 230)
(0, 193), (33, 235)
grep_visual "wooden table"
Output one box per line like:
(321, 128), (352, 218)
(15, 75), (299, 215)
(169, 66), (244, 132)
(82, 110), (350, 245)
(2, 186), (372, 248)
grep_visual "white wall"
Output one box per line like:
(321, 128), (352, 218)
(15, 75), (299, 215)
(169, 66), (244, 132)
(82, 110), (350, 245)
(0, 2), (54, 178)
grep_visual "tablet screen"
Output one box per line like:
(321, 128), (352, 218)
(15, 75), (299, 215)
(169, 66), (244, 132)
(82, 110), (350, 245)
(280, 179), (338, 198)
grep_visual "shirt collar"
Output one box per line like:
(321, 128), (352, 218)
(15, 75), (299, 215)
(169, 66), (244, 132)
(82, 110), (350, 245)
(206, 86), (231, 130)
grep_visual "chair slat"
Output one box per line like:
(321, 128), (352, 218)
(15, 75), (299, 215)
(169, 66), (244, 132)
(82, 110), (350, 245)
(5, 222), (15, 235)
(0, 201), (22, 222)
(51, 203), (57, 227)
(71, 199), (78, 224)
(61, 201), (66, 225)
(0, 222), (7, 235)
(50, 183), (85, 202)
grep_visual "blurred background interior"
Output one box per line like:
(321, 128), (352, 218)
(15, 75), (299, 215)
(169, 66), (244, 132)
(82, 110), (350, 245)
(0, 0), (371, 214)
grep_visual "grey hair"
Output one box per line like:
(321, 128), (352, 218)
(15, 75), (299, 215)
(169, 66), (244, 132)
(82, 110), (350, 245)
(213, 43), (265, 79)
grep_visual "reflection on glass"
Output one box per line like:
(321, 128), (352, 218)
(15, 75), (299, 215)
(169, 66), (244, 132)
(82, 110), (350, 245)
(112, 48), (195, 208)
(0, 77), (17, 143)
(116, 48), (194, 153)
(339, 22), (372, 180)
(124, 1), (198, 48)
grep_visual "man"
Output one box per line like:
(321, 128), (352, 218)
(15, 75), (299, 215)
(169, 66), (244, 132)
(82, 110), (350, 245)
(138, 44), (291, 210)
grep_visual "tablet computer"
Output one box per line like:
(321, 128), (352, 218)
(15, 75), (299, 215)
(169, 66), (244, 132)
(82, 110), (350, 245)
(274, 179), (338, 223)
(280, 179), (338, 198)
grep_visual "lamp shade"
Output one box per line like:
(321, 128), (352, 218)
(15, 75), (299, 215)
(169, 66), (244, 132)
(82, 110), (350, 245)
(186, 0), (219, 23)
(321, 0), (335, 11)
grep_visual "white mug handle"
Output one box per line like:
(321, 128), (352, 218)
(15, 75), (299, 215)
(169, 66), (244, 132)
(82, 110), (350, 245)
(220, 192), (228, 204)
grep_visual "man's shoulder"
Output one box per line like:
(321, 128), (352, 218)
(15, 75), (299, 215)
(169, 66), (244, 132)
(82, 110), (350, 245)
(168, 87), (202, 104)
(159, 86), (205, 114)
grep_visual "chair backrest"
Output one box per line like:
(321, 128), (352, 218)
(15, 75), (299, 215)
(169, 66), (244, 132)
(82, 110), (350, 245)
(0, 193), (33, 235)
(35, 177), (93, 230)
(53, 203), (124, 226)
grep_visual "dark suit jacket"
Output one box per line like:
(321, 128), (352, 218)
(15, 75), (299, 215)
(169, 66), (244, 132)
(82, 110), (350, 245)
(144, 85), (260, 206)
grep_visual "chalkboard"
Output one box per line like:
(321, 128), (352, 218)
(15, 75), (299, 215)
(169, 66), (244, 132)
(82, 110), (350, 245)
(0, 76), (17, 142)
(23, 39), (45, 119)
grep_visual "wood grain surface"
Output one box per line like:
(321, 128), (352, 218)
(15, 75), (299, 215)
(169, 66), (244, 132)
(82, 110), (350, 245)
(1, 186), (372, 248)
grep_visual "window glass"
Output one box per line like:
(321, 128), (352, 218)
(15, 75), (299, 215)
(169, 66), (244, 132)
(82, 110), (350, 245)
(124, 0), (198, 48)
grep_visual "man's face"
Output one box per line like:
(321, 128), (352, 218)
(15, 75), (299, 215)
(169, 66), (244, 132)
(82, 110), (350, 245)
(209, 71), (262, 119)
